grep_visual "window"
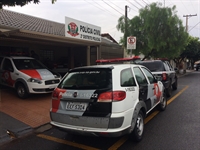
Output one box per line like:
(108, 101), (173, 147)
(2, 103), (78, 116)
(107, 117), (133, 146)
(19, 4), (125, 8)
(3, 59), (13, 72)
(59, 68), (112, 89)
(141, 67), (155, 84)
(121, 68), (136, 86)
(133, 67), (148, 85)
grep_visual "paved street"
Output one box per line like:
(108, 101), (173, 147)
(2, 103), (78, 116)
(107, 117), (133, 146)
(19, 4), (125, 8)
(0, 70), (198, 149)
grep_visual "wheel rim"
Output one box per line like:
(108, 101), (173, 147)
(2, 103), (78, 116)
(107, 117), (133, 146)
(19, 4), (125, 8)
(18, 86), (25, 97)
(160, 95), (166, 108)
(136, 114), (144, 136)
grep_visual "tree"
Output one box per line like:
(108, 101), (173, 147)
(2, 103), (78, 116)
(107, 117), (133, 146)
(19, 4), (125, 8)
(117, 2), (189, 60)
(174, 36), (200, 69)
(0, 0), (56, 9)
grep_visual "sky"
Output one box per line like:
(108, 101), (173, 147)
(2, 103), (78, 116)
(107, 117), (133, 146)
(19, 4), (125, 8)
(3, 0), (200, 43)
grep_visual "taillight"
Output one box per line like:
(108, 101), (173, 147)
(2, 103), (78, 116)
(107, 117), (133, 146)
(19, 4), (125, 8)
(162, 73), (167, 81)
(52, 88), (66, 100)
(97, 91), (126, 102)
(51, 88), (66, 112)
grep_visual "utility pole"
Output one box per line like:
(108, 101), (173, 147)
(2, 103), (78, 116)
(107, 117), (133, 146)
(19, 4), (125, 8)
(124, 5), (128, 44)
(183, 14), (197, 32)
(124, 5), (128, 57)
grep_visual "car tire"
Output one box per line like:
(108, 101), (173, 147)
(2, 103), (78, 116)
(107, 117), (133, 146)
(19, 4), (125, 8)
(172, 78), (178, 90)
(16, 83), (28, 99)
(131, 110), (144, 142)
(158, 92), (167, 111)
(166, 82), (172, 97)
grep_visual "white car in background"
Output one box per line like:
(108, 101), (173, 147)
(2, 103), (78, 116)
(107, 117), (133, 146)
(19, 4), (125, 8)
(50, 63), (167, 142)
(0, 56), (61, 99)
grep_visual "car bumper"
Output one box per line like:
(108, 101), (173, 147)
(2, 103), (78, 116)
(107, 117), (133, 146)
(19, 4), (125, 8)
(27, 83), (59, 94)
(50, 111), (133, 137)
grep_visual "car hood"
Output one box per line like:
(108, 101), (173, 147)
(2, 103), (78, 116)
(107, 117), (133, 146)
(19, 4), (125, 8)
(20, 69), (56, 80)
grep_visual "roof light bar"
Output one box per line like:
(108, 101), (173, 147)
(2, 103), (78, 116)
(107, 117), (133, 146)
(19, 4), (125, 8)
(96, 56), (141, 64)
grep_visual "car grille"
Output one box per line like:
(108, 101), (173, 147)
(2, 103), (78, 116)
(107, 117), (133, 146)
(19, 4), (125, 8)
(45, 79), (60, 85)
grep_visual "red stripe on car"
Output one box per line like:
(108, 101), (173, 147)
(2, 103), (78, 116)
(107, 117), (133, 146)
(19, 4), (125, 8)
(20, 70), (42, 80)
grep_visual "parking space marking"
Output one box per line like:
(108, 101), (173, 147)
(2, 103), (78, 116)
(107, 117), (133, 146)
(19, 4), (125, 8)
(108, 85), (188, 150)
(37, 134), (100, 150)
(167, 85), (188, 105)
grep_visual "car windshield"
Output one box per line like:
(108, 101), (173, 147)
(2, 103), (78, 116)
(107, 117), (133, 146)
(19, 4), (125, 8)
(58, 68), (112, 90)
(13, 58), (47, 70)
(139, 61), (165, 71)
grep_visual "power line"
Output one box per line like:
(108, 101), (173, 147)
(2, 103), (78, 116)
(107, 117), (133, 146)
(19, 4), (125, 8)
(102, 0), (124, 16)
(132, 0), (145, 8)
(126, 0), (140, 10)
(84, 0), (119, 18)
(188, 21), (200, 32)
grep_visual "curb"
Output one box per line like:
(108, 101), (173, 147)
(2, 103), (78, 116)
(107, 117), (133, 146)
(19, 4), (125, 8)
(0, 124), (52, 146)
(0, 126), (33, 146)
(34, 123), (52, 134)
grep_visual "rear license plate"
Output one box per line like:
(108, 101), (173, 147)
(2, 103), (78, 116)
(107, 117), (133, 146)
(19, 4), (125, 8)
(66, 102), (87, 111)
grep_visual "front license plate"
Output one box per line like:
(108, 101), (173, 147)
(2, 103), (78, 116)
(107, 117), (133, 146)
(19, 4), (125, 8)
(66, 102), (87, 111)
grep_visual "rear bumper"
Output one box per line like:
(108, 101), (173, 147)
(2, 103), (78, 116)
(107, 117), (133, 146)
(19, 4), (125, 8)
(50, 111), (131, 137)
(50, 121), (131, 137)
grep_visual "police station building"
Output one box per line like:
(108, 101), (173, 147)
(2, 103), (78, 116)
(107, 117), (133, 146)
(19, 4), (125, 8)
(0, 9), (123, 75)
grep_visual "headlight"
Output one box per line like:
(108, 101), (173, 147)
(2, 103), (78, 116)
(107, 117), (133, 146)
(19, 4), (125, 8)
(27, 78), (42, 84)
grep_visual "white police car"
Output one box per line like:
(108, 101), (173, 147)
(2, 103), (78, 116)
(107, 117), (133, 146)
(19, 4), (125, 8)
(50, 61), (167, 142)
(0, 56), (61, 98)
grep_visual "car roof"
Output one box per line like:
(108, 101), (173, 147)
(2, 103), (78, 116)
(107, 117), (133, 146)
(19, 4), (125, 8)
(70, 64), (143, 71)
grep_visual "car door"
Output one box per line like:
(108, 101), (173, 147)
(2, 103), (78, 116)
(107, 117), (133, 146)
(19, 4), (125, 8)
(164, 61), (176, 83)
(133, 67), (154, 111)
(141, 67), (161, 107)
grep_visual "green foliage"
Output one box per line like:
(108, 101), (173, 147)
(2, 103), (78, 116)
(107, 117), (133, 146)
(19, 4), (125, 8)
(0, 0), (56, 8)
(117, 2), (189, 59)
(179, 36), (200, 64)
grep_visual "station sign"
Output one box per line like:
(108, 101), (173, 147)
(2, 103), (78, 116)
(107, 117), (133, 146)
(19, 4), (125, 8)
(65, 17), (101, 42)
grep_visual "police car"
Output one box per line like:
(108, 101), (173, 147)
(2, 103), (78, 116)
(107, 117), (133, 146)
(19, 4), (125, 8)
(50, 58), (167, 142)
(0, 56), (61, 98)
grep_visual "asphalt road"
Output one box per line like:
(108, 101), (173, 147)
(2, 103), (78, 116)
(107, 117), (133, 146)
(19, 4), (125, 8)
(1, 71), (200, 150)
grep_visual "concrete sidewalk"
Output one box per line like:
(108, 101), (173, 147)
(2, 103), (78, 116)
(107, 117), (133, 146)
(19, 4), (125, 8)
(0, 69), (195, 146)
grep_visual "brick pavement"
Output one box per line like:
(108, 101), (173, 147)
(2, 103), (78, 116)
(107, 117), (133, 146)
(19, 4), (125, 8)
(0, 88), (52, 128)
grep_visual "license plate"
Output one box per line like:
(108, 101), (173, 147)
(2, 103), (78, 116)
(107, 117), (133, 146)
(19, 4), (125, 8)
(66, 102), (87, 111)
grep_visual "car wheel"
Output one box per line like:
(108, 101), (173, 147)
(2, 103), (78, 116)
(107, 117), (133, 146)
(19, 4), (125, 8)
(16, 83), (28, 99)
(166, 82), (172, 97)
(172, 78), (178, 90)
(131, 110), (144, 142)
(158, 92), (167, 111)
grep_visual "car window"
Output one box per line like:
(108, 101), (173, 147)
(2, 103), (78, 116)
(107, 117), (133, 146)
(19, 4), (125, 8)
(121, 68), (136, 86)
(13, 59), (47, 70)
(3, 58), (13, 72)
(141, 67), (155, 84)
(165, 61), (173, 71)
(133, 67), (148, 85)
(138, 61), (165, 71)
(163, 61), (170, 71)
(58, 68), (112, 90)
